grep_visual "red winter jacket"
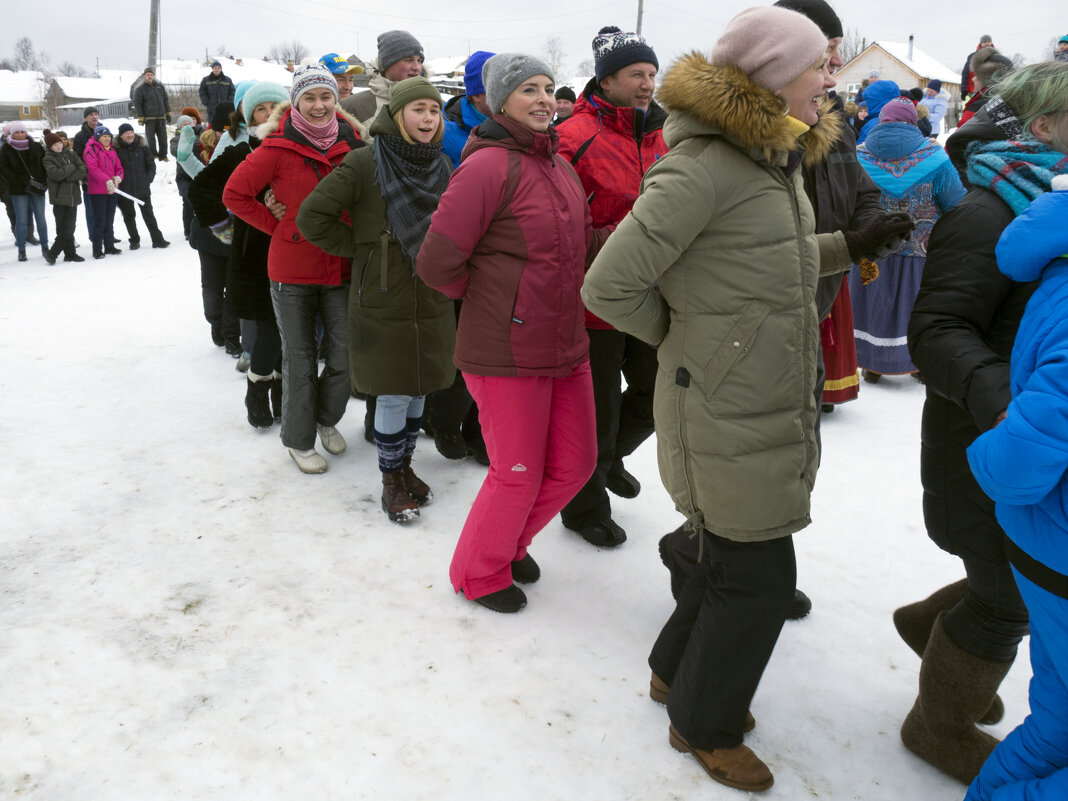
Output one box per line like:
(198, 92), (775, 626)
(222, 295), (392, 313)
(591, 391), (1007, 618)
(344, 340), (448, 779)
(417, 114), (607, 378)
(555, 80), (668, 329)
(223, 103), (363, 285)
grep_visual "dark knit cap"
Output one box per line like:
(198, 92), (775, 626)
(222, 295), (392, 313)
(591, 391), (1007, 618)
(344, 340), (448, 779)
(143, 67), (155, 75)
(592, 26), (658, 83)
(927, 79), (942, 93)
(772, 0), (843, 39)
(93, 124), (112, 139)
(117, 123), (134, 135)
(211, 60), (221, 68)
(43, 129), (63, 148)
(555, 86), (576, 102)
(83, 106), (99, 118)
(483, 52), (555, 114)
(387, 77), (443, 116)
(908, 87), (924, 102)
(464, 51), (495, 96)
(377, 30), (424, 73)
(210, 101), (235, 131)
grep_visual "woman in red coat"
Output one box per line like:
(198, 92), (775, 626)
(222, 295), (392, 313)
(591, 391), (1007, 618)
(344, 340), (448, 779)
(417, 54), (605, 613)
(223, 64), (364, 474)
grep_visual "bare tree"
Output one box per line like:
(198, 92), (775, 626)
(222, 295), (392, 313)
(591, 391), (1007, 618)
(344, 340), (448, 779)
(839, 27), (866, 66)
(14, 36), (39, 70)
(576, 58), (595, 78)
(267, 40), (309, 66)
(56, 61), (87, 77)
(544, 36), (565, 80)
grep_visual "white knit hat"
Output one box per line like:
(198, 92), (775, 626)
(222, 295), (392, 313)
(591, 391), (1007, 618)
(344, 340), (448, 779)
(290, 63), (338, 106)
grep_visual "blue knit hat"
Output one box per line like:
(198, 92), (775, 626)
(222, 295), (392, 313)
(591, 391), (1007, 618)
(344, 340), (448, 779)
(242, 81), (290, 126)
(592, 26), (658, 84)
(234, 80), (257, 111)
(464, 51), (495, 96)
(93, 123), (112, 139)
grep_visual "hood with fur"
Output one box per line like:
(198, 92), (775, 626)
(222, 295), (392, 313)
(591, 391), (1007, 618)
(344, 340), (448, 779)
(257, 100), (368, 142)
(656, 52), (841, 167)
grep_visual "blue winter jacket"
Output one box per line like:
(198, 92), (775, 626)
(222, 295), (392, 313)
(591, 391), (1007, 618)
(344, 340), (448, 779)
(856, 80), (902, 145)
(967, 189), (1068, 575)
(442, 95), (487, 169)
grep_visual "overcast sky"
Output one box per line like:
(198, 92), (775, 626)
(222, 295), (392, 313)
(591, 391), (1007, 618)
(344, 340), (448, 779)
(4, 0), (1064, 82)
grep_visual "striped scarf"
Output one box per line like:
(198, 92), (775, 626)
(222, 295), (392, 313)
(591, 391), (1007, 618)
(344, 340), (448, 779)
(966, 139), (1068, 215)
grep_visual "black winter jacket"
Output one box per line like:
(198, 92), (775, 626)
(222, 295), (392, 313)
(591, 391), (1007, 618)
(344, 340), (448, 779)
(42, 148), (87, 206)
(115, 135), (156, 199)
(199, 72), (235, 120)
(133, 80), (170, 118)
(0, 139), (47, 195)
(188, 137), (273, 320)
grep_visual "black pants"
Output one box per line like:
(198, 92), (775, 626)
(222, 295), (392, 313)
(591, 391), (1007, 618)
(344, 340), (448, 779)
(649, 530), (796, 749)
(118, 196), (164, 244)
(561, 328), (657, 528)
(249, 317), (283, 377)
(944, 548), (1030, 663)
(198, 250), (239, 336)
(145, 119), (167, 160)
(51, 205), (78, 258)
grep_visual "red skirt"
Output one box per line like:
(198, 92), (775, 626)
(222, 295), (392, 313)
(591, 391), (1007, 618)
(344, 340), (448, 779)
(821, 275), (859, 405)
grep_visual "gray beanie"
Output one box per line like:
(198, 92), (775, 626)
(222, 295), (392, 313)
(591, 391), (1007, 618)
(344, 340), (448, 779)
(377, 30), (424, 73)
(483, 52), (555, 114)
(710, 6), (828, 92)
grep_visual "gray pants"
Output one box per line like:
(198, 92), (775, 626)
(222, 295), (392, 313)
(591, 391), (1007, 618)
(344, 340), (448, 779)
(270, 281), (350, 450)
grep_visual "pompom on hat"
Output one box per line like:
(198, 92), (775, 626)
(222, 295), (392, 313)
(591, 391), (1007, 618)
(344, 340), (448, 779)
(592, 26), (658, 83)
(482, 52), (555, 115)
(710, 6), (829, 92)
(289, 63), (339, 106)
(43, 129), (63, 148)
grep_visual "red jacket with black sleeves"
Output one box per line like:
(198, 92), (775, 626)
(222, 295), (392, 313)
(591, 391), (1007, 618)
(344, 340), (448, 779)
(223, 102), (364, 285)
(417, 114), (607, 378)
(555, 80), (668, 329)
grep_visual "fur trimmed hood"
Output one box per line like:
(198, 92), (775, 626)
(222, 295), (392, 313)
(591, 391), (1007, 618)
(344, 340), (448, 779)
(656, 51), (841, 167)
(257, 99), (368, 142)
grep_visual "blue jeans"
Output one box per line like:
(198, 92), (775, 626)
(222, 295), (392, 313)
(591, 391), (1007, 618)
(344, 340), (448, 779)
(88, 194), (118, 251)
(11, 193), (48, 250)
(374, 395), (426, 435)
(270, 281), (350, 450)
(82, 186), (95, 232)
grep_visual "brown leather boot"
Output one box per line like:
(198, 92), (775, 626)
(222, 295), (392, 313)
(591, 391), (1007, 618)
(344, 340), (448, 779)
(381, 470), (419, 523)
(650, 673), (755, 731)
(401, 456), (432, 506)
(668, 725), (773, 791)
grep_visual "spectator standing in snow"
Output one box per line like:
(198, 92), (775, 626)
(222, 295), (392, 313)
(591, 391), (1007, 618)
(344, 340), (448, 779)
(82, 124), (123, 259)
(41, 129), (86, 263)
(901, 60), (1068, 787)
(554, 25), (668, 549)
(72, 107), (100, 235)
(171, 108), (204, 238)
(920, 78), (949, 135)
(223, 64), (364, 475)
(417, 53), (604, 613)
(198, 60), (235, 123)
(1056, 35), (1068, 63)
(133, 68), (171, 161)
(0, 122), (49, 263)
(298, 77), (456, 524)
(961, 35), (995, 101)
(114, 123), (170, 250)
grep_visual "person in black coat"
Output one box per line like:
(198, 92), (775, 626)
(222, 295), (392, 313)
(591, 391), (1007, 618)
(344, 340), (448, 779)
(132, 68), (171, 160)
(198, 61), (235, 122)
(113, 124), (169, 249)
(0, 122), (50, 262)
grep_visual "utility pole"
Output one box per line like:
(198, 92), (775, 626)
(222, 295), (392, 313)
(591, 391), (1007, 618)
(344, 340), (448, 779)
(636, 0), (644, 35)
(147, 0), (160, 71)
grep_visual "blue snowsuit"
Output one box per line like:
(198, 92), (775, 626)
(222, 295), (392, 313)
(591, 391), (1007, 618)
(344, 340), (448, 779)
(966, 187), (1068, 801)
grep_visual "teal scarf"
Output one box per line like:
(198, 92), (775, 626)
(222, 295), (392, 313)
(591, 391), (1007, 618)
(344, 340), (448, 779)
(966, 139), (1068, 215)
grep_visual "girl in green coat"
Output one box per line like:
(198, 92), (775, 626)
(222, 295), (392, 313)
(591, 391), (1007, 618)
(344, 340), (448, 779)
(297, 77), (455, 524)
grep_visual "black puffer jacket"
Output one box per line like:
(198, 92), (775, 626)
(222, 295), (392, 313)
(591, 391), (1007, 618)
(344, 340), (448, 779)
(0, 138), (47, 195)
(42, 147), (87, 206)
(199, 71), (235, 120)
(907, 119), (1036, 561)
(114, 134), (156, 200)
(188, 136), (273, 320)
(133, 80), (170, 118)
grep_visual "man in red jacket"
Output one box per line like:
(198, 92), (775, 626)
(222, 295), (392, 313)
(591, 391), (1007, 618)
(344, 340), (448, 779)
(556, 25), (668, 548)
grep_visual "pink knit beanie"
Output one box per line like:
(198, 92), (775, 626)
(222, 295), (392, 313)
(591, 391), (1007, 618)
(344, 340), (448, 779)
(879, 97), (918, 125)
(711, 6), (828, 91)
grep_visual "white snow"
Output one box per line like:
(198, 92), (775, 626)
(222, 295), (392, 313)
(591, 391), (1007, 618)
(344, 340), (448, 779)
(878, 42), (960, 84)
(0, 162), (1032, 800)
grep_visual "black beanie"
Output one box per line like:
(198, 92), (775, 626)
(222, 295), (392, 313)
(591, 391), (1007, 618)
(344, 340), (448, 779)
(592, 26), (658, 84)
(772, 0), (843, 39)
(555, 86), (576, 102)
(83, 106), (100, 119)
(210, 101), (235, 131)
(117, 123), (134, 135)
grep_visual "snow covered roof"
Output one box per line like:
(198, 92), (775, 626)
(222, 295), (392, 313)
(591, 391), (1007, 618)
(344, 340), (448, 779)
(876, 42), (959, 84)
(151, 57), (295, 85)
(52, 75), (134, 101)
(424, 56), (467, 78)
(0, 70), (45, 103)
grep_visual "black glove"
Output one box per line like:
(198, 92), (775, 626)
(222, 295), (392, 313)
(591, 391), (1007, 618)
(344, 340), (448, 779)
(843, 212), (916, 262)
(166, 113), (172, 123)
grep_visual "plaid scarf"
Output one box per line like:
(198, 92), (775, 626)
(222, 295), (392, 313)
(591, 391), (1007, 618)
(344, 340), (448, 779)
(372, 134), (450, 268)
(967, 139), (1068, 216)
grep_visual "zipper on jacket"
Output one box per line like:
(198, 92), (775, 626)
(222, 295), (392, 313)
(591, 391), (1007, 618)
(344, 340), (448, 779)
(379, 230), (391, 292)
(786, 173), (815, 468)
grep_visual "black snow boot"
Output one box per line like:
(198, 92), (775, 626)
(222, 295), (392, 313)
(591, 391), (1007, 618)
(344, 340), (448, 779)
(245, 375), (274, 428)
(270, 374), (282, 423)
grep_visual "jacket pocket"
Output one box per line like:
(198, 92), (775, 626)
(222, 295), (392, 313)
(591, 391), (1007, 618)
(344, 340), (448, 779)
(701, 299), (771, 402)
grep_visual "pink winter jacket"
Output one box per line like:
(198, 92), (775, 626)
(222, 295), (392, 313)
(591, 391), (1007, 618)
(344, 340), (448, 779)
(82, 138), (124, 195)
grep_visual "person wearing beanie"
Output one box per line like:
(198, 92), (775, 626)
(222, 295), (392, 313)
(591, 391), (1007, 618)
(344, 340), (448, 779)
(961, 34), (995, 101)
(41, 127), (88, 262)
(1056, 34), (1068, 62)
(298, 76), (454, 522)
(341, 30), (425, 126)
(81, 123), (123, 258)
(417, 52), (605, 613)
(581, 5), (908, 790)
(114, 121), (170, 251)
(856, 78), (903, 144)
(919, 77), (949, 135)
(181, 106), (203, 126)
(223, 61), (364, 474)
(72, 106), (102, 232)
(132, 67), (171, 161)
(210, 83), (260, 165)
(553, 25), (668, 550)
(318, 53), (364, 100)
(199, 59), (235, 123)
(0, 123), (50, 262)
(958, 46), (1014, 127)
(440, 50), (495, 169)
(553, 86), (576, 122)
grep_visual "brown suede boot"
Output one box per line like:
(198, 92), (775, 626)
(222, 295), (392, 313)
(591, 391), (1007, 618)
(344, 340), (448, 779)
(382, 470), (419, 523)
(401, 456), (432, 506)
(669, 725), (773, 792)
(894, 580), (1004, 725)
(900, 612), (1012, 784)
(650, 673), (755, 731)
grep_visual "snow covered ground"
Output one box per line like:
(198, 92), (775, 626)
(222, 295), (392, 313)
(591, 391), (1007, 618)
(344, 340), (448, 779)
(0, 154), (1029, 800)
